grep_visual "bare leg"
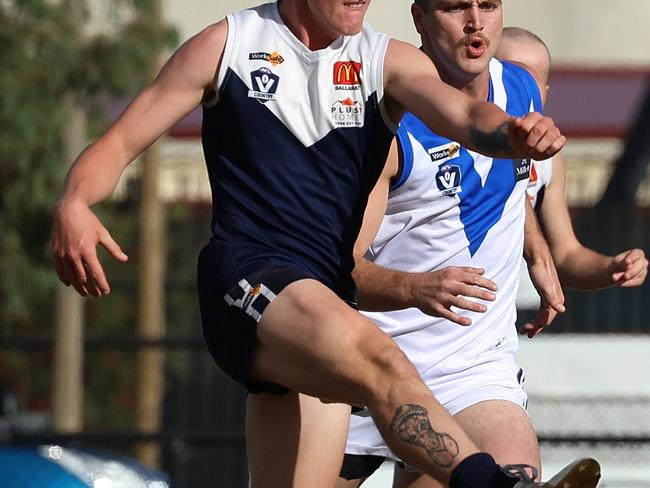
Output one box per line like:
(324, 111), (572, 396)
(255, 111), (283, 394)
(249, 279), (481, 486)
(248, 392), (350, 488)
(393, 400), (540, 488)
(335, 477), (366, 488)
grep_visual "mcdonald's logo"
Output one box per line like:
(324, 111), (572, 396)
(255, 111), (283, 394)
(333, 61), (362, 85)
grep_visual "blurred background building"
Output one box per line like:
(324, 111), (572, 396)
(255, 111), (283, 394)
(0, 1), (648, 486)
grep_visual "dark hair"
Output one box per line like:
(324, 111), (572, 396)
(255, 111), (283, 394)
(414, 0), (432, 10)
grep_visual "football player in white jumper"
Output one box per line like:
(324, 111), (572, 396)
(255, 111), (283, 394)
(338, 2), (599, 487)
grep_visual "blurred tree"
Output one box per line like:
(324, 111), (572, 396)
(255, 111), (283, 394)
(0, 0), (176, 412)
(0, 0), (176, 332)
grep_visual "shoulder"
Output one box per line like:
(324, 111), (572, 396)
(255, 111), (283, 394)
(195, 19), (229, 45)
(499, 59), (545, 111)
(385, 39), (439, 79)
(176, 20), (228, 60)
(500, 60), (540, 89)
(507, 59), (545, 88)
(159, 20), (229, 95)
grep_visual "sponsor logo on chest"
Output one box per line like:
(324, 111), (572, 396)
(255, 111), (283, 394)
(429, 142), (460, 164)
(331, 97), (364, 127)
(428, 143), (462, 196)
(513, 158), (531, 182)
(333, 61), (362, 91)
(248, 51), (285, 66)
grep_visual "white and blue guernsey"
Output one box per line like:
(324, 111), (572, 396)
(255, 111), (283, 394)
(346, 58), (545, 460)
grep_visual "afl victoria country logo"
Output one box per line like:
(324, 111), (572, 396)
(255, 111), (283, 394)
(248, 67), (280, 103)
(436, 164), (462, 196)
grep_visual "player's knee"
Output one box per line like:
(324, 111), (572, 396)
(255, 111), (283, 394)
(357, 334), (420, 403)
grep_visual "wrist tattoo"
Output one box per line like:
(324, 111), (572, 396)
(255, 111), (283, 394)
(390, 404), (459, 468)
(469, 121), (511, 156)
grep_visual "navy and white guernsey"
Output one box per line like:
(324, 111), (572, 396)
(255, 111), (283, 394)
(346, 59), (544, 460)
(202, 2), (394, 301)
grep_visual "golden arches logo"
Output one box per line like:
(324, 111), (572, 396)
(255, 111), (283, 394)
(334, 61), (362, 85)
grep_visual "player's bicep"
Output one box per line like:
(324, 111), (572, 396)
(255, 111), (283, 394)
(354, 139), (399, 257)
(109, 21), (228, 161)
(384, 40), (472, 135)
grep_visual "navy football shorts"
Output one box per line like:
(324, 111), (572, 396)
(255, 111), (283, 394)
(197, 239), (315, 395)
(340, 453), (387, 480)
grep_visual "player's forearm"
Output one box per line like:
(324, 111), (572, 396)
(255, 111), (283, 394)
(523, 199), (550, 264)
(554, 246), (616, 289)
(466, 101), (513, 159)
(58, 133), (131, 208)
(390, 68), (514, 159)
(353, 256), (416, 311)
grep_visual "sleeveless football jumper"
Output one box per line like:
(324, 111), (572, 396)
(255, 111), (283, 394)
(198, 2), (394, 392)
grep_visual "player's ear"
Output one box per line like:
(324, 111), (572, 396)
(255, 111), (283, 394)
(411, 3), (426, 35)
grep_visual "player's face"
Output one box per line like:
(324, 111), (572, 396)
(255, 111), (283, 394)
(306, 0), (371, 38)
(413, 0), (503, 83)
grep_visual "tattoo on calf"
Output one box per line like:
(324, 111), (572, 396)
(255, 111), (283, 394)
(390, 404), (460, 468)
(469, 121), (511, 156)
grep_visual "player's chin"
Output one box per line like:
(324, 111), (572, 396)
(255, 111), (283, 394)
(339, 2), (367, 33)
(461, 58), (491, 77)
(342, 17), (366, 35)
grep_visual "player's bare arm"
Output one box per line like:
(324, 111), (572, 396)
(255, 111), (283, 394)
(538, 154), (648, 289)
(51, 20), (228, 298)
(382, 39), (565, 161)
(521, 198), (565, 338)
(352, 140), (498, 326)
(498, 33), (646, 288)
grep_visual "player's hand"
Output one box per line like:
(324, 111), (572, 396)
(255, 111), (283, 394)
(508, 113), (566, 161)
(408, 267), (497, 326)
(521, 251), (565, 338)
(51, 198), (128, 298)
(609, 248), (648, 287)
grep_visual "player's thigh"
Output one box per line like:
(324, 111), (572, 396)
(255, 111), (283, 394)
(393, 463), (444, 488)
(392, 400), (540, 488)
(335, 478), (366, 488)
(248, 392), (350, 488)
(251, 278), (414, 405)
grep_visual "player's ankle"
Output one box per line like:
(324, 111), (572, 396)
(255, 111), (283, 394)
(449, 452), (519, 488)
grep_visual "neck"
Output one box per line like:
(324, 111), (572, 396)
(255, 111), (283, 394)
(453, 69), (491, 100)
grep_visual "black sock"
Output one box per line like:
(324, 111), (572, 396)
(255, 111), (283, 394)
(449, 452), (519, 488)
